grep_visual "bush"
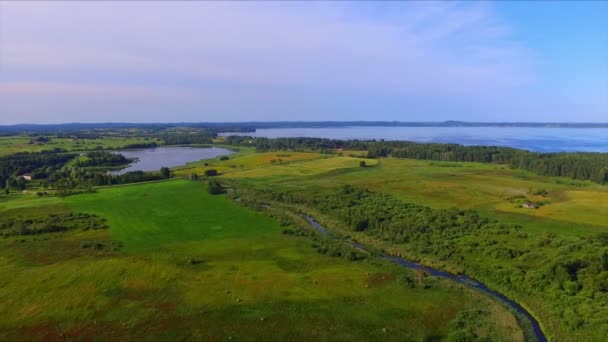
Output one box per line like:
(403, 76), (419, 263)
(207, 179), (223, 195)
(160, 167), (171, 179)
(204, 169), (218, 177)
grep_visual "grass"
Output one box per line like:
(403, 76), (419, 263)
(0, 136), (154, 156)
(216, 154), (608, 340)
(0, 179), (523, 340)
(66, 180), (280, 252)
(237, 157), (608, 236)
(173, 151), (327, 177)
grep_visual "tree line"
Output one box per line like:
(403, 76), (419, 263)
(75, 151), (131, 167)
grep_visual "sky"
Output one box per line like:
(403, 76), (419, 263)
(0, 1), (606, 124)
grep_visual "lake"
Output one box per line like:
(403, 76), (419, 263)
(220, 126), (608, 152)
(111, 147), (233, 175)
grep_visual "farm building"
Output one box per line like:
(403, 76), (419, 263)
(19, 174), (32, 181)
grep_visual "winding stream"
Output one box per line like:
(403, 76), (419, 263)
(304, 215), (547, 342)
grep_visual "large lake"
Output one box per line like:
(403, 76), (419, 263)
(220, 127), (608, 152)
(111, 147), (233, 175)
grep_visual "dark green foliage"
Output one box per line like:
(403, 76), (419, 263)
(0, 212), (107, 237)
(447, 310), (495, 342)
(81, 240), (123, 251)
(224, 136), (369, 152)
(29, 136), (51, 144)
(121, 142), (158, 149)
(219, 156), (230, 161)
(372, 142), (608, 183)
(160, 131), (214, 145)
(0, 150), (77, 189)
(529, 188), (549, 196)
(359, 160), (366, 167)
(266, 186), (509, 242)
(91, 171), (164, 186)
(160, 167), (171, 179)
(207, 179), (223, 195)
(280, 220), (367, 261)
(204, 169), (218, 177)
(76, 151), (130, 167)
(189, 173), (199, 181)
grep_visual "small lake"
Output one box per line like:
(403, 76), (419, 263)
(219, 126), (608, 153)
(111, 147), (233, 175)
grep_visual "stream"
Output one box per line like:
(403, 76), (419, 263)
(303, 215), (547, 342)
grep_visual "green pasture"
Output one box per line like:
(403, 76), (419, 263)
(0, 136), (152, 156)
(224, 157), (607, 236)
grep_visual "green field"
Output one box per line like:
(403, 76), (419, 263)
(0, 136), (154, 156)
(0, 180), (522, 340)
(2, 137), (607, 340)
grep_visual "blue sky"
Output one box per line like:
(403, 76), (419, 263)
(0, 1), (606, 124)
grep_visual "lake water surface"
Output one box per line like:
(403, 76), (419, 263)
(112, 147), (233, 175)
(220, 126), (608, 152)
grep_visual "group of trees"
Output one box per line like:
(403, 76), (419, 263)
(224, 136), (370, 153)
(370, 142), (608, 183)
(0, 151), (77, 190)
(89, 167), (170, 187)
(264, 185), (515, 244)
(0, 212), (107, 237)
(160, 131), (215, 145)
(75, 151), (131, 167)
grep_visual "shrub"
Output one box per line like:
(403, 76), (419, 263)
(204, 169), (218, 177)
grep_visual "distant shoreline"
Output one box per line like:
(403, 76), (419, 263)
(1, 121), (608, 132)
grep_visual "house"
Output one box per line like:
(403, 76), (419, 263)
(522, 201), (537, 209)
(19, 174), (32, 181)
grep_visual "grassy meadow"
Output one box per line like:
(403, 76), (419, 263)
(0, 179), (523, 340)
(0, 136), (153, 156)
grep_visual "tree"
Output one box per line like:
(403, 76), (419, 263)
(189, 173), (199, 181)
(204, 169), (218, 177)
(160, 167), (171, 179)
(359, 161), (366, 167)
(207, 179), (223, 195)
(220, 156), (230, 161)
(4, 188), (8, 196)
